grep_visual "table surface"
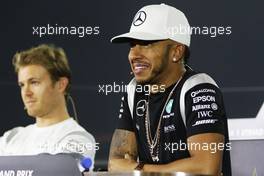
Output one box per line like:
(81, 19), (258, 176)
(84, 171), (210, 176)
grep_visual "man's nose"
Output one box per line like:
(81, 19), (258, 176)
(23, 84), (33, 97)
(129, 45), (144, 60)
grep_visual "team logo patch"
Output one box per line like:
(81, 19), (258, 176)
(164, 124), (176, 133)
(211, 103), (218, 110)
(136, 99), (147, 117)
(166, 99), (174, 114)
(133, 11), (147, 26)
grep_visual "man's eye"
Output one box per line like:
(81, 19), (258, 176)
(129, 43), (136, 48)
(129, 42), (153, 48)
(31, 81), (39, 85)
(142, 41), (153, 46)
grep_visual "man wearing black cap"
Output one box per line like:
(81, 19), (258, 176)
(108, 4), (231, 176)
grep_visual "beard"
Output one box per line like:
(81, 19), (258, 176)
(136, 49), (170, 85)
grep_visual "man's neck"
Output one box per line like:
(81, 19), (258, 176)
(150, 66), (186, 94)
(36, 106), (70, 127)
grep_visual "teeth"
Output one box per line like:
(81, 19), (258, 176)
(133, 62), (149, 73)
(135, 66), (146, 69)
(134, 63), (149, 68)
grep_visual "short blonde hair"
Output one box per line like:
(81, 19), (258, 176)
(12, 44), (72, 95)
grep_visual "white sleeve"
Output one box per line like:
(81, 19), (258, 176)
(0, 127), (23, 155)
(0, 135), (5, 155)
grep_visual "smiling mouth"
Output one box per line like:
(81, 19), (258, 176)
(132, 61), (150, 74)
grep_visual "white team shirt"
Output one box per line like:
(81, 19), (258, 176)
(0, 118), (95, 169)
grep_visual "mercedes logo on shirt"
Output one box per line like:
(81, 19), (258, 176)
(136, 100), (147, 116)
(133, 11), (147, 26)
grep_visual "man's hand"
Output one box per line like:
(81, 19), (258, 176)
(108, 158), (138, 172)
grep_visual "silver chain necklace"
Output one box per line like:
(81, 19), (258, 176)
(145, 76), (183, 162)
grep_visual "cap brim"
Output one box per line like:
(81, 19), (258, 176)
(111, 32), (167, 43)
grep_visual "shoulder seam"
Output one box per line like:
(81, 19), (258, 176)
(180, 73), (218, 127)
(127, 78), (137, 119)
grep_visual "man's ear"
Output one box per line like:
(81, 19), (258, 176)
(171, 44), (185, 63)
(57, 77), (69, 94)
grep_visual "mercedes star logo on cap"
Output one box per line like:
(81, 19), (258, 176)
(133, 11), (147, 26)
